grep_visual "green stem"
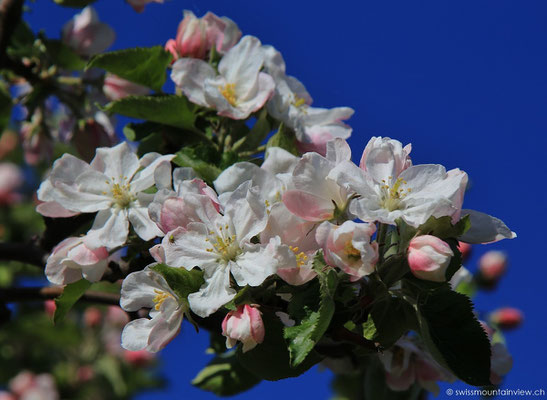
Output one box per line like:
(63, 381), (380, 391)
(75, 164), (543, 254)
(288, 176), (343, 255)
(377, 222), (388, 263)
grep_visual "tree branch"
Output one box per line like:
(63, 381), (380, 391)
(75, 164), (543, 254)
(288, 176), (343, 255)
(0, 0), (25, 68)
(0, 286), (121, 305)
(0, 241), (47, 268)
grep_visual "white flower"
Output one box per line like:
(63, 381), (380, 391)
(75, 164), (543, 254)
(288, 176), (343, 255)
(45, 236), (110, 285)
(37, 142), (174, 249)
(162, 182), (290, 317)
(316, 220), (378, 280)
(282, 138), (354, 222)
(120, 268), (184, 352)
(61, 6), (115, 56)
(214, 146), (299, 209)
(262, 46), (353, 155)
(330, 137), (468, 227)
(171, 36), (275, 120)
(148, 167), (220, 234)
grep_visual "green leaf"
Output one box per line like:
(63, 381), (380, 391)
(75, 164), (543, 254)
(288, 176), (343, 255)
(377, 254), (409, 287)
(237, 312), (322, 381)
(103, 95), (196, 131)
(43, 40), (86, 70)
(53, 0), (97, 7)
(417, 287), (491, 386)
(150, 264), (204, 301)
(123, 121), (160, 142)
(284, 254), (339, 367)
(192, 351), (261, 396)
(362, 296), (417, 348)
(87, 47), (171, 91)
(53, 279), (92, 324)
(265, 123), (299, 156)
(0, 84), (12, 135)
(444, 238), (463, 281)
(232, 109), (272, 152)
(174, 147), (222, 184)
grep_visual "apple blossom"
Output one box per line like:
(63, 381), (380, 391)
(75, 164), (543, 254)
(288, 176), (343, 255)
(407, 235), (454, 282)
(316, 220), (379, 280)
(283, 139), (354, 222)
(161, 182), (291, 317)
(62, 7), (115, 56)
(171, 36), (275, 120)
(37, 142), (174, 249)
(261, 203), (318, 285)
(149, 168), (220, 234)
(214, 146), (299, 208)
(103, 74), (150, 101)
(120, 268), (185, 352)
(222, 304), (265, 352)
(330, 136), (468, 227)
(379, 339), (455, 395)
(165, 10), (241, 60)
(262, 46), (353, 155)
(127, 0), (163, 13)
(45, 236), (110, 285)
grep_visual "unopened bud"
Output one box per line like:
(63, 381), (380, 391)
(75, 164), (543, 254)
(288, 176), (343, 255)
(490, 307), (523, 330)
(479, 250), (507, 283)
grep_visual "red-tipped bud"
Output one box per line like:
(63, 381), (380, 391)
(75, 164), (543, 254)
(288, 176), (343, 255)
(490, 307), (523, 330)
(479, 250), (507, 283)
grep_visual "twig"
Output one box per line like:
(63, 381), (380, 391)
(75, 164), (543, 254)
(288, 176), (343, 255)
(0, 286), (120, 305)
(0, 241), (47, 268)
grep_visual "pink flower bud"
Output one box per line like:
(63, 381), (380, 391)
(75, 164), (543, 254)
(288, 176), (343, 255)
(124, 350), (155, 367)
(490, 307), (523, 330)
(0, 163), (23, 205)
(479, 250), (507, 282)
(61, 6), (115, 56)
(105, 306), (129, 327)
(44, 300), (56, 318)
(166, 10), (241, 61)
(457, 241), (472, 261)
(221, 305), (265, 353)
(408, 235), (454, 282)
(83, 307), (102, 328)
(127, 0), (163, 13)
(103, 74), (149, 101)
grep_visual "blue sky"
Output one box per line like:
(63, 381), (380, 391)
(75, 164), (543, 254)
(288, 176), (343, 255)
(25, 1), (547, 399)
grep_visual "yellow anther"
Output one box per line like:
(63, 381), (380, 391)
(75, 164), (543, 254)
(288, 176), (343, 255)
(219, 83), (237, 106)
(153, 289), (170, 311)
(111, 182), (133, 208)
(292, 95), (307, 108)
(344, 241), (361, 260)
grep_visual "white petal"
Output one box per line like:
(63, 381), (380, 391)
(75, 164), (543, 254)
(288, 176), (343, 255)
(171, 58), (215, 107)
(131, 154), (175, 193)
(188, 266), (235, 317)
(128, 206), (163, 241)
(90, 142), (140, 181)
(231, 243), (278, 286)
(121, 318), (155, 351)
(84, 208), (129, 249)
(120, 268), (175, 311)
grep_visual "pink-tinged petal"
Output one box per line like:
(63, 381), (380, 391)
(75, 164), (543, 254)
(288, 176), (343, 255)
(128, 206), (163, 241)
(36, 201), (80, 218)
(149, 244), (166, 263)
(282, 190), (334, 221)
(408, 235), (453, 282)
(277, 266), (317, 286)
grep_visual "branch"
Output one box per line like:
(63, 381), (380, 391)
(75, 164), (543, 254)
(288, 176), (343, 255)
(0, 241), (47, 268)
(0, 286), (120, 305)
(0, 0), (24, 68)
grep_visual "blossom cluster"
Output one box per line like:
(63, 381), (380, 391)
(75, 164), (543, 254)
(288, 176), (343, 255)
(20, 6), (519, 398)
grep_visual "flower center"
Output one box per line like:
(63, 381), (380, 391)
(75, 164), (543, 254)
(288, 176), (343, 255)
(379, 176), (412, 211)
(103, 177), (135, 208)
(219, 83), (237, 106)
(205, 224), (241, 262)
(291, 94), (307, 108)
(153, 289), (170, 311)
(289, 246), (308, 267)
(344, 241), (361, 261)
